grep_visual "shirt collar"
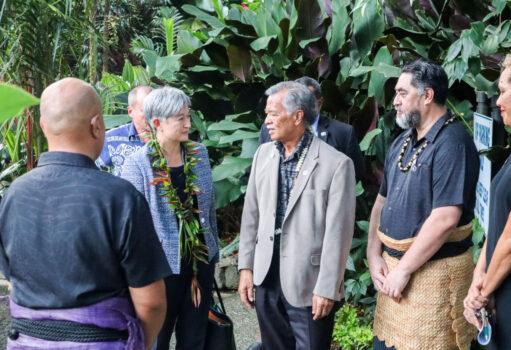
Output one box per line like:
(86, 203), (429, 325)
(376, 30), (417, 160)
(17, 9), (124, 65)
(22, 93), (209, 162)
(37, 152), (97, 169)
(410, 110), (452, 144)
(311, 114), (320, 135)
(127, 122), (140, 139)
(276, 130), (313, 162)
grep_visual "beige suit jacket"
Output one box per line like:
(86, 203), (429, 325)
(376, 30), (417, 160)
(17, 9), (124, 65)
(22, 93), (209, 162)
(238, 136), (356, 307)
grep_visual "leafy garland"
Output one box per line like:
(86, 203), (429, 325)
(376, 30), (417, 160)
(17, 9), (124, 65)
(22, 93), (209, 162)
(148, 136), (209, 307)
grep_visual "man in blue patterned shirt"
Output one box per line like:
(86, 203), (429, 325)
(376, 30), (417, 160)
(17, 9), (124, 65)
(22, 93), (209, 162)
(97, 85), (152, 175)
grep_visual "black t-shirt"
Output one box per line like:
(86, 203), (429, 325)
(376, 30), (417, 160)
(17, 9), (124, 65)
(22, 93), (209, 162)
(487, 156), (511, 262)
(169, 165), (193, 205)
(486, 155), (511, 345)
(379, 112), (479, 259)
(0, 152), (171, 309)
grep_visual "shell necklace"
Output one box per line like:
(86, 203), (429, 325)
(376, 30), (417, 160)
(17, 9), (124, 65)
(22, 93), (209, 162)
(397, 115), (455, 172)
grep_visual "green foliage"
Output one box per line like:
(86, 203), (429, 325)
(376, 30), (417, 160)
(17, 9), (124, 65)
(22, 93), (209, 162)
(332, 304), (373, 350)
(0, 84), (40, 123)
(471, 218), (486, 262)
(0, 84), (40, 194)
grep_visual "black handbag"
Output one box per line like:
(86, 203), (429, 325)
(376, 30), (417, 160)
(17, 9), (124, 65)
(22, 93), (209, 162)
(204, 279), (236, 350)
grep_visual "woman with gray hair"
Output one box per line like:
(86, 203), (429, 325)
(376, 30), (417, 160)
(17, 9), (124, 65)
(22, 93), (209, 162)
(121, 86), (219, 350)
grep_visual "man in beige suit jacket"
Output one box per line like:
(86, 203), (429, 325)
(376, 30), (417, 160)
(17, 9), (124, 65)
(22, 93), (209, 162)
(238, 81), (356, 350)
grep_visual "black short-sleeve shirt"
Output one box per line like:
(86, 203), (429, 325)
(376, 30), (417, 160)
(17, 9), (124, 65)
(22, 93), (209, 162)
(379, 112), (479, 259)
(485, 155), (511, 345)
(0, 152), (171, 309)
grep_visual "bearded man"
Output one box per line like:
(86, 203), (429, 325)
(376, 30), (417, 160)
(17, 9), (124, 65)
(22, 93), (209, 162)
(366, 59), (479, 350)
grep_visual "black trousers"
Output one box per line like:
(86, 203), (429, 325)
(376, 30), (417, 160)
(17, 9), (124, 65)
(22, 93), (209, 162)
(155, 259), (214, 350)
(255, 251), (339, 350)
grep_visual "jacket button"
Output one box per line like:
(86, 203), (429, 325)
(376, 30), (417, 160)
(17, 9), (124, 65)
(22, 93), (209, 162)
(269, 236), (274, 241)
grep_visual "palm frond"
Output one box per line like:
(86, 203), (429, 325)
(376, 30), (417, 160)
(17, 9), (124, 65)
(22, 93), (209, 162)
(151, 6), (184, 56)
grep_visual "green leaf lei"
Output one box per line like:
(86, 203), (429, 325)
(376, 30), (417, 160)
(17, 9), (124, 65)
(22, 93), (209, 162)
(148, 136), (209, 305)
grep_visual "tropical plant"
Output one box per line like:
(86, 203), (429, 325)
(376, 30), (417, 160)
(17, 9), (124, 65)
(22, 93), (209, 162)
(0, 84), (40, 195)
(332, 304), (373, 350)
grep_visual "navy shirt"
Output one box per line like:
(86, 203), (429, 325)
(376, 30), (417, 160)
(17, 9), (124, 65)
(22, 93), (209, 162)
(379, 112), (479, 259)
(97, 122), (144, 176)
(0, 152), (171, 309)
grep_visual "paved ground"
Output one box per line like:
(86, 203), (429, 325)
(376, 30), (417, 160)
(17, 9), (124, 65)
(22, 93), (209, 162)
(0, 287), (10, 349)
(0, 287), (258, 350)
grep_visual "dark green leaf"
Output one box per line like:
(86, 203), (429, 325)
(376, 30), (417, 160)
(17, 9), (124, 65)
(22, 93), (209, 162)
(346, 255), (355, 271)
(212, 156), (253, 181)
(445, 39), (463, 62)
(214, 178), (243, 208)
(298, 37), (322, 49)
(188, 65), (225, 72)
(356, 181), (365, 197)
(142, 50), (159, 76)
(218, 130), (260, 144)
(460, 32), (478, 62)
(181, 5), (225, 29)
(240, 138), (259, 158)
(155, 55), (182, 81)
(368, 47), (393, 104)
(351, 238), (363, 250)
(190, 111), (208, 139)
(498, 21), (511, 43)
(208, 120), (258, 131)
(373, 64), (401, 78)
(481, 34), (499, 55)
(327, 0), (350, 55)
(493, 0), (507, 14)
(121, 60), (134, 84)
(463, 73), (497, 96)
(356, 220), (369, 233)
(176, 31), (202, 55)
(227, 45), (252, 82)
(469, 22), (485, 46)
(443, 59), (468, 86)
(349, 66), (373, 77)
(352, 0), (385, 59)
(250, 35), (278, 51)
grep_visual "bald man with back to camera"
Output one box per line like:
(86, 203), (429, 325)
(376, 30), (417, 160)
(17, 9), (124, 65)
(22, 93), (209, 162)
(0, 78), (171, 349)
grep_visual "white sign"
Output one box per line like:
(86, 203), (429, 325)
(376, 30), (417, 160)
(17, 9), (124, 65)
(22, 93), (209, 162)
(473, 113), (493, 234)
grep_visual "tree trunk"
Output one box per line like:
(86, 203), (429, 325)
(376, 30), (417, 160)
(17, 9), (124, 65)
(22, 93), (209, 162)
(102, 0), (110, 73)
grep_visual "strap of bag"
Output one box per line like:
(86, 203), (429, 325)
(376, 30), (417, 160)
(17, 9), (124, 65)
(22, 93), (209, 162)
(213, 278), (227, 315)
